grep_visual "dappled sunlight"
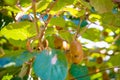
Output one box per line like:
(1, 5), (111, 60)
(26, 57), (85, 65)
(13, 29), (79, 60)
(0, 0), (120, 80)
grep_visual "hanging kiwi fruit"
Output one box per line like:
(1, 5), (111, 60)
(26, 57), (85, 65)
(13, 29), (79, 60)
(42, 39), (49, 49)
(102, 71), (110, 80)
(96, 56), (103, 64)
(53, 35), (69, 50)
(54, 34), (84, 64)
(54, 35), (64, 49)
(70, 39), (84, 64)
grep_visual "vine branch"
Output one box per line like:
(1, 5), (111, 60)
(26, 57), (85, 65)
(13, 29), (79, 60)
(26, 0), (58, 51)
(41, 0), (58, 18)
(32, 0), (39, 35)
(112, 34), (120, 45)
(37, 0), (58, 50)
(26, 57), (35, 75)
(74, 18), (81, 39)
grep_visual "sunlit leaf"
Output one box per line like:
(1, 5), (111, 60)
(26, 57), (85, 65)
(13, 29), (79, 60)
(3, 6), (20, 13)
(33, 49), (68, 80)
(89, 14), (101, 22)
(50, 0), (75, 14)
(105, 36), (114, 43)
(19, 0), (31, 6)
(91, 73), (102, 80)
(4, 0), (17, 6)
(1, 21), (36, 40)
(37, 0), (52, 12)
(91, 53), (101, 58)
(63, 8), (85, 17)
(1, 0), (120, 79)
(1, 74), (13, 80)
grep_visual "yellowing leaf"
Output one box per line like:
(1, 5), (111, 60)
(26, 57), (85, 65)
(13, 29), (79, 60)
(90, 0), (114, 13)
(50, 0), (75, 15)
(89, 14), (101, 22)
(63, 8), (85, 17)
(37, 0), (52, 12)
(105, 36), (114, 42)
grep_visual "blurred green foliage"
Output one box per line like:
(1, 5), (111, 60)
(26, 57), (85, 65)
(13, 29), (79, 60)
(0, 0), (120, 80)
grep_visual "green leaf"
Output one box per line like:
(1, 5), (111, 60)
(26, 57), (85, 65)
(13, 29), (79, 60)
(70, 64), (90, 80)
(50, 0), (75, 14)
(11, 51), (36, 66)
(33, 49), (68, 80)
(1, 74), (13, 80)
(115, 39), (120, 46)
(1, 21), (36, 40)
(36, 0), (52, 12)
(19, 0), (31, 7)
(0, 13), (13, 28)
(109, 53), (120, 66)
(101, 12), (120, 27)
(46, 35), (55, 48)
(4, 0), (17, 6)
(79, 0), (91, 10)
(3, 6), (20, 13)
(0, 66), (21, 79)
(11, 76), (22, 80)
(59, 30), (73, 42)
(1, 50), (24, 58)
(49, 17), (65, 27)
(45, 27), (57, 38)
(65, 20), (77, 28)
(90, 0), (114, 13)
(1, 50), (36, 66)
(8, 39), (26, 48)
(82, 28), (101, 41)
